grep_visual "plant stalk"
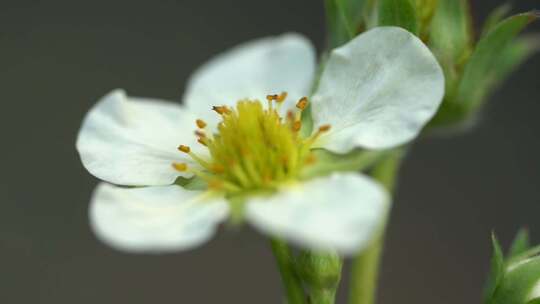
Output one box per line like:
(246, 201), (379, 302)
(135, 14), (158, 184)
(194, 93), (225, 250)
(348, 149), (404, 304)
(271, 239), (307, 304)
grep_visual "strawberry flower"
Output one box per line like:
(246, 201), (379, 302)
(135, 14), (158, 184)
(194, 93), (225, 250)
(77, 27), (443, 254)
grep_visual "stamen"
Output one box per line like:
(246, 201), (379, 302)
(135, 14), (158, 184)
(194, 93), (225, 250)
(177, 144), (211, 170)
(172, 162), (188, 172)
(307, 124), (332, 144)
(198, 138), (208, 146)
(195, 130), (206, 138)
(208, 179), (241, 192)
(276, 92), (288, 103)
(318, 125), (331, 132)
(266, 94), (278, 101)
(212, 105), (230, 115)
(292, 120), (301, 132)
(196, 119), (207, 129)
(178, 145), (191, 153)
(266, 94), (277, 109)
(296, 97), (308, 110)
(188, 152), (211, 169)
(176, 92), (325, 193)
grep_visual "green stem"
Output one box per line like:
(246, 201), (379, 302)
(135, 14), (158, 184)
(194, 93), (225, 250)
(348, 149), (404, 304)
(271, 239), (307, 304)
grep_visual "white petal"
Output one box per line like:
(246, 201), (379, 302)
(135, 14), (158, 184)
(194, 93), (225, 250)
(311, 27), (444, 153)
(90, 183), (229, 253)
(76, 90), (203, 186)
(245, 173), (388, 254)
(183, 33), (316, 124)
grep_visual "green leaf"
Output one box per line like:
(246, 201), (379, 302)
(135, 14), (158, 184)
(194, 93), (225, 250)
(485, 233), (506, 303)
(377, 0), (418, 34)
(491, 257), (540, 304)
(509, 228), (531, 258)
(457, 11), (539, 113)
(428, 0), (472, 101)
(481, 4), (512, 37)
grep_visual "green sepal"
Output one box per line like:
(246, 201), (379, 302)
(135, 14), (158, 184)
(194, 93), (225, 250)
(428, 0), (472, 102)
(484, 233), (505, 302)
(342, 0), (368, 33)
(413, 0), (438, 39)
(528, 299), (540, 304)
(509, 228), (531, 259)
(174, 175), (207, 191)
(457, 11), (539, 114)
(300, 149), (386, 179)
(491, 257), (540, 304)
(325, 0), (368, 48)
(377, 0), (418, 35)
(481, 4), (512, 37)
(492, 34), (540, 83)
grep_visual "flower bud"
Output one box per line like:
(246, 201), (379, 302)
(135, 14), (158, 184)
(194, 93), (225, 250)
(296, 251), (343, 290)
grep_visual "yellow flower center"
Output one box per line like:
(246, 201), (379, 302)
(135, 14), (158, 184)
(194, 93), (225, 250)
(173, 92), (330, 194)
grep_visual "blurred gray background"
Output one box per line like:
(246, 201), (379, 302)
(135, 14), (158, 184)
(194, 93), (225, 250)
(1, 0), (538, 303)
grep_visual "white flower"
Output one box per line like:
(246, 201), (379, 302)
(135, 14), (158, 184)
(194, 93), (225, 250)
(76, 27), (444, 255)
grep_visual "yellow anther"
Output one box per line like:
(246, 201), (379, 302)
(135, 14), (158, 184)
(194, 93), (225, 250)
(196, 119), (207, 129)
(172, 162), (188, 172)
(212, 105), (230, 115)
(292, 121), (301, 132)
(178, 145), (191, 153)
(276, 92), (288, 103)
(198, 138), (207, 146)
(195, 130), (206, 138)
(296, 97), (308, 110)
(318, 124), (331, 132)
(266, 94), (278, 101)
